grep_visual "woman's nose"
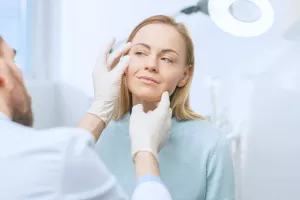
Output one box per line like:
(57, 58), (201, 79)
(144, 57), (159, 72)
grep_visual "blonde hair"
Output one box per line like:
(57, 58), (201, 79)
(113, 15), (205, 121)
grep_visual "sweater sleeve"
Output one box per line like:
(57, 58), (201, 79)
(206, 134), (235, 200)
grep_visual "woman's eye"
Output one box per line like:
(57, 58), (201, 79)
(161, 57), (173, 63)
(135, 51), (146, 56)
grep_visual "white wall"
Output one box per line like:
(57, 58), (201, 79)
(25, 80), (59, 129)
(57, 82), (93, 126)
(241, 43), (300, 200)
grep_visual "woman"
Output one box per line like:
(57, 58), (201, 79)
(96, 15), (235, 200)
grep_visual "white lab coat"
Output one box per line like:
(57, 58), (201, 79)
(0, 114), (172, 200)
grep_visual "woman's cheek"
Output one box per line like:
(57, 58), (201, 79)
(125, 61), (135, 75)
(162, 78), (179, 95)
(128, 59), (143, 74)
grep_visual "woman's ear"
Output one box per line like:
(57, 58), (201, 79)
(177, 66), (190, 87)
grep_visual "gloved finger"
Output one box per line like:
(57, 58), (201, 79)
(94, 38), (116, 73)
(156, 91), (170, 111)
(104, 38), (117, 64)
(112, 55), (131, 76)
(107, 42), (132, 70)
(167, 107), (172, 120)
(131, 104), (144, 113)
(161, 108), (172, 130)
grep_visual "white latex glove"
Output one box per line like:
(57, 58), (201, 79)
(129, 91), (172, 162)
(88, 39), (132, 126)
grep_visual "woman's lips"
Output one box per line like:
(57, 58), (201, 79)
(137, 76), (159, 85)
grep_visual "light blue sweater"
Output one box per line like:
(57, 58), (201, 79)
(95, 113), (235, 200)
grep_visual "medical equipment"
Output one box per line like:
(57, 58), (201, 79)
(111, 0), (275, 52)
(208, 0), (274, 37)
(180, 0), (274, 37)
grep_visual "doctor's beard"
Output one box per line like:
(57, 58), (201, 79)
(8, 69), (33, 127)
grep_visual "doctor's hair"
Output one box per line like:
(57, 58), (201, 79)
(113, 15), (205, 121)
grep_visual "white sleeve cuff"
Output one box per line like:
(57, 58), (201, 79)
(132, 175), (172, 200)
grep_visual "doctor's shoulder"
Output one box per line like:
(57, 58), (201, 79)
(37, 127), (96, 154)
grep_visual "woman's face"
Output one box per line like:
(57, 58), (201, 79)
(126, 23), (190, 102)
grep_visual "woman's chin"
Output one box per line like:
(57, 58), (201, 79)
(133, 92), (161, 102)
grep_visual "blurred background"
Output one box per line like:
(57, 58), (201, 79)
(1, 0), (300, 199)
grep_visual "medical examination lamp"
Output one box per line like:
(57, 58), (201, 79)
(111, 0), (275, 51)
(208, 0), (274, 37)
(179, 0), (274, 37)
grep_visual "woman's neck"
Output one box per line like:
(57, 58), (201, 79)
(132, 95), (157, 113)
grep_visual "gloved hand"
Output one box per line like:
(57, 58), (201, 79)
(87, 39), (132, 126)
(129, 91), (172, 162)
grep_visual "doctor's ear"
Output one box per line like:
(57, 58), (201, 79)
(0, 76), (5, 87)
(177, 66), (190, 87)
(0, 59), (13, 88)
(0, 60), (6, 87)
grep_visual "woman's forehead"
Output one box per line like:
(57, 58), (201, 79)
(131, 24), (185, 53)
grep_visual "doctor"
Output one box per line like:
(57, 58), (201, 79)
(0, 36), (172, 200)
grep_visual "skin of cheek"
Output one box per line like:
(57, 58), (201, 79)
(125, 61), (183, 102)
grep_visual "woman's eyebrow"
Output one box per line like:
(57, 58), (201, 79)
(133, 43), (179, 56)
(161, 49), (179, 56)
(133, 43), (151, 49)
